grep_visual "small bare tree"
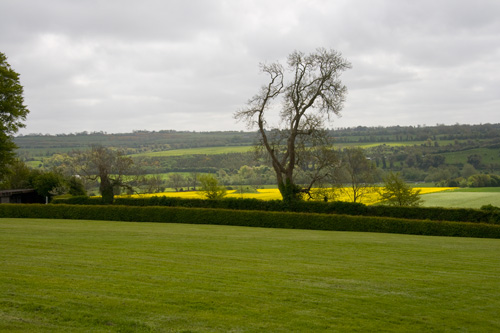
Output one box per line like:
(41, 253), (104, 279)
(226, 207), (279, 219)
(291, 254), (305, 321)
(235, 48), (351, 204)
(167, 173), (185, 192)
(336, 147), (377, 203)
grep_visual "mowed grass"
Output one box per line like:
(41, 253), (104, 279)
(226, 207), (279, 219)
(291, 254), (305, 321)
(421, 188), (500, 208)
(1, 219), (500, 332)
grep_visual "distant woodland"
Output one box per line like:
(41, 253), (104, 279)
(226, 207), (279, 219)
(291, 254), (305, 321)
(14, 123), (500, 188)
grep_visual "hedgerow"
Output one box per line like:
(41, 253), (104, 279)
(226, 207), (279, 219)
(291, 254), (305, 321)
(1, 204), (500, 239)
(52, 196), (500, 225)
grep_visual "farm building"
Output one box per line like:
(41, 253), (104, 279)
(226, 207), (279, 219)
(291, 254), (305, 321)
(0, 189), (45, 204)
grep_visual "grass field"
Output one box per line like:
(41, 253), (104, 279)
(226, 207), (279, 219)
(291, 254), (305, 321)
(441, 147), (500, 165)
(1, 219), (499, 332)
(129, 145), (254, 157)
(421, 187), (500, 208)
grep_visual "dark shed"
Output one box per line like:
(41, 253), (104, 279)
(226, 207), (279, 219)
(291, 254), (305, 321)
(0, 189), (45, 204)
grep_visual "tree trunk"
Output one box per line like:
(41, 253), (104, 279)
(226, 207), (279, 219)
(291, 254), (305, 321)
(278, 177), (301, 207)
(100, 176), (114, 204)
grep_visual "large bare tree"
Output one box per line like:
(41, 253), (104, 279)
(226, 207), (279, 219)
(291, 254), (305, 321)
(235, 48), (351, 203)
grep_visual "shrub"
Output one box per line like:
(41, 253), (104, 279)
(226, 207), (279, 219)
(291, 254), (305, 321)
(378, 172), (422, 206)
(198, 174), (227, 199)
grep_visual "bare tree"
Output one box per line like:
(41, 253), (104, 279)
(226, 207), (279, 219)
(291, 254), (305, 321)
(167, 173), (185, 192)
(235, 48), (351, 204)
(73, 145), (134, 204)
(141, 174), (165, 193)
(336, 147), (376, 203)
(187, 172), (199, 191)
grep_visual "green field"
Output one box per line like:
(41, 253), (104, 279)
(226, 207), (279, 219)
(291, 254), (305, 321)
(129, 145), (254, 157)
(421, 188), (500, 208)
(441, 147), (500, 165)
(1, 219), (499, 332)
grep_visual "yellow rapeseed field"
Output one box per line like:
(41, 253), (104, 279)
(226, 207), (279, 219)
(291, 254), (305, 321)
(121, 187), (456, 205)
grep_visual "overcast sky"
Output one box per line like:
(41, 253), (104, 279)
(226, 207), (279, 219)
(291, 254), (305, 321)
(2, 0), (499, 135)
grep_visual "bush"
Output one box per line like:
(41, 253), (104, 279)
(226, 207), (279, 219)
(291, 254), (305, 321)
(198, 174), (227, 199)
(1, 204), (500, 239)
(52, 195), (500, 225)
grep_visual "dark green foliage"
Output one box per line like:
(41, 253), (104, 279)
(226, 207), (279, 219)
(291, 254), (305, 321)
(379, 172), (422, 206)
(52, 195), (500, 224)
(198, 174), (227, 199)
(367, 205), (500, 225)
(481, 204), (500, 213)
(30, 171), (62, 199)
(467, 174), (500, 187)
(0, 52), (29, 176)
(278, 179), (303, 206)
(0, 158), (31, 189)
(0, 132), (17, 178)
(1, 204), (499, 238)
(53, 195), (368, 215)
(67, 176), (87, 196)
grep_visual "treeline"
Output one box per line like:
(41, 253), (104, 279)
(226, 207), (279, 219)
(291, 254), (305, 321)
(14, 123), (500, 187)
(332, 123), (500, 143)
(15, 123), (500, 151)
(134, 152), (259, 174)
(15, 130), (257, 152)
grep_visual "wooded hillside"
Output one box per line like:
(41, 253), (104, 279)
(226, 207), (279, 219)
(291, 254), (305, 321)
(14, 123), (500, 186)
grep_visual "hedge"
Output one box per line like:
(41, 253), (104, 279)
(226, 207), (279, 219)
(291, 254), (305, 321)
(1, 204), (500, 239)
(52, 196), (500, 225)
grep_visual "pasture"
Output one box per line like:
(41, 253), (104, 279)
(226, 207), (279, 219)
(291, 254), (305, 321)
(420, 187), (500, 208)
(1, 218), (499, 332)
(129, 145), (254, 157)
(441, 147), (500, 165)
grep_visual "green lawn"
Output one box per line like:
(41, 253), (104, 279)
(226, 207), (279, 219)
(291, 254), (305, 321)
(1, 219), (499, 332)
(421, 188), (500, 208)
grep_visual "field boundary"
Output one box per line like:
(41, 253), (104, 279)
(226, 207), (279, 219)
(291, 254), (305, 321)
(53, 195), (500, 225)
(1, 204), (500, 239)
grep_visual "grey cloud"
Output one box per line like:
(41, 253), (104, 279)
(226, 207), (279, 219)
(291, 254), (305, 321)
(1, 0), (499, 134)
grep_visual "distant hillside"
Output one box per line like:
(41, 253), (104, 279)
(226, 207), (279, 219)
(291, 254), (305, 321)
(332, 123), (500, 143)
(15, 123), (500, 155)
(14, 124), (500, 183)
(15, 130), (257, 151)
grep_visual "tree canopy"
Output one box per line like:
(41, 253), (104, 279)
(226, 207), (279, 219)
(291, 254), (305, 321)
(379, 172), (422, 206)
(72, 145), (134, 204)
(198, 174), (227, 200)
(235, 48), (351, 204)
(0, 52), (29, 178)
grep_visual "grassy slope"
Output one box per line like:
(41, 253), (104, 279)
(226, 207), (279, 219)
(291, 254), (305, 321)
(441, 147), (500, 165)
(421, 188), (500, 208)
(129, 145), (254, 157)
(1, 219), (500, 332)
